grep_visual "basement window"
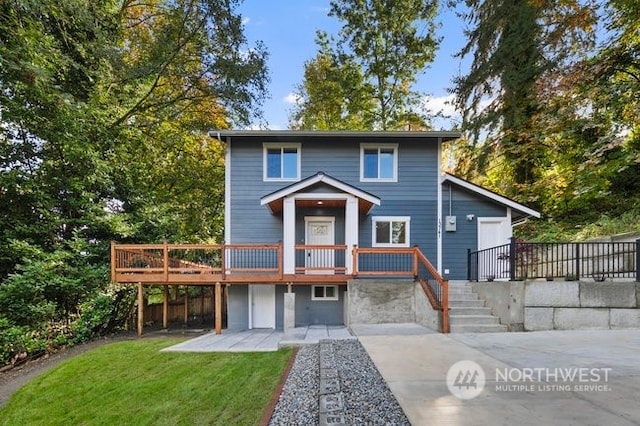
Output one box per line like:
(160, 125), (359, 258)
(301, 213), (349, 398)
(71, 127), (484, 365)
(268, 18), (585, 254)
(311, 285), (339, 301)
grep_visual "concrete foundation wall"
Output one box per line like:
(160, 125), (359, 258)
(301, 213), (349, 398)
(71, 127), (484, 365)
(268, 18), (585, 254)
(472, 280), (640, 331)
(347, 279), (416, 325)
(414, 282), (442, 332)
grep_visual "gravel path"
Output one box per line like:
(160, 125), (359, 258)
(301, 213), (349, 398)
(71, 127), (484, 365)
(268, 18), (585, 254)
(269, 339), (410, 425)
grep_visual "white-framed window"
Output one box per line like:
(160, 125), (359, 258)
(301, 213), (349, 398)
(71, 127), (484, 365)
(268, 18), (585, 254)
(360, 143), (398, 182)
(311, 285), (339, 301)
(372, 216), (410, 247)
(263, 143), (301, 181)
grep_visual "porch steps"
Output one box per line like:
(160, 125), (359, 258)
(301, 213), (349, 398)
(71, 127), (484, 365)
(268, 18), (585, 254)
(448, 281), (507, 333)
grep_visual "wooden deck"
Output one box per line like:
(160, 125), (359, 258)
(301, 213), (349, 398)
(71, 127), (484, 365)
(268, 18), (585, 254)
(110, 242), (449, 334)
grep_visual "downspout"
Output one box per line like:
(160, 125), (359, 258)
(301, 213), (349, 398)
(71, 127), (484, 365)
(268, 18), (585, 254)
(437, 138), (443, 274)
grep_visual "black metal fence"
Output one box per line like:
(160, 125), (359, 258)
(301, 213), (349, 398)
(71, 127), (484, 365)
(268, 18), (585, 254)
(468, 238), (640, 281)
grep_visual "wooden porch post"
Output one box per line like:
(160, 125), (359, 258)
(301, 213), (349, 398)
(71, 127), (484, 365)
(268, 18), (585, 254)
(183, 286), (189, 325)
(137, 283), (144, 336)
(215, 282), (222, 335)
(352, 245), (358, 277)
(162, 285), (169, 329)
(442, 280), (450, 334)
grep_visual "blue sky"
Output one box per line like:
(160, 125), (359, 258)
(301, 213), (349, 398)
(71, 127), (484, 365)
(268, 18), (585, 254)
(237, 0), (467, 130)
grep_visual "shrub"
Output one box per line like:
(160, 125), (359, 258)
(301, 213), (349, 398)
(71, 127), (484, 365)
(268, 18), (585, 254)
(0, 318), (47, 366)
(71, 283), (136, 344)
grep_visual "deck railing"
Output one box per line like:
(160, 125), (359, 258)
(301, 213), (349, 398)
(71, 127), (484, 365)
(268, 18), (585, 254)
(295, 244), (348, 274)
(468, 238), (640, 282)
(352, 247), (416, 277)
(111, 242), (450, 332)
(415, 250), (449, 333)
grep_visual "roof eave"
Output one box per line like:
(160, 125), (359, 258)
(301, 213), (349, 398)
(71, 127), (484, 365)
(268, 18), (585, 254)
(442, 173), (541, 219)
(209, 129), (462, 142)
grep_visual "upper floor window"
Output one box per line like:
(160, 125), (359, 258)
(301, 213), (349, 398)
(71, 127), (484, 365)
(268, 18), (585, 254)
(360, 144), (398, 182)
(264, 143), (300, 181)
(372, 216), (410, 247)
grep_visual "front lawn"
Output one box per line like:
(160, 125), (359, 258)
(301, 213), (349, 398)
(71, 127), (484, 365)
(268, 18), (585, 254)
(0, 339), (292, 425)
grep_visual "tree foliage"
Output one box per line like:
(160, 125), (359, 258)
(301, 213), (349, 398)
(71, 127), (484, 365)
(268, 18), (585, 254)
(0, 0), (268, 363)
(451, 0), (597, 192)
(448, 0), (639, 236)
(290, 0), (439, 130)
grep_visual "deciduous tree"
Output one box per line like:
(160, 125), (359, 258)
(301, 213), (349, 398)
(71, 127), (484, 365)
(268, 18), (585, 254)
(291, 0), (439, 130)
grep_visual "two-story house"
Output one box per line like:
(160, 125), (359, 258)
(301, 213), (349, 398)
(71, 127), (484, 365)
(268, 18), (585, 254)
(217, 130), (539, 330)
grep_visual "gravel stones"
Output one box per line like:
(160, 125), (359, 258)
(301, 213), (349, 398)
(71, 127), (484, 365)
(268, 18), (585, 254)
(269, 340), (410, 426)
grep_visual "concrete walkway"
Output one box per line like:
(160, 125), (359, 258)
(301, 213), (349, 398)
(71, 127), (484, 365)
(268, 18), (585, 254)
(357, 328), (640, 426)
(161, 324), (640, 425)
(161, 324), (355, 352)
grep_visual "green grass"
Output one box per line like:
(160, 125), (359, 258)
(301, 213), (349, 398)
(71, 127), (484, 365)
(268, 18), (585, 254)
(0, 339), (292, 426)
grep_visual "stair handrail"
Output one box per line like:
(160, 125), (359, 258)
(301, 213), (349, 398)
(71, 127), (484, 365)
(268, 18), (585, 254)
(415, 248), (449, 334)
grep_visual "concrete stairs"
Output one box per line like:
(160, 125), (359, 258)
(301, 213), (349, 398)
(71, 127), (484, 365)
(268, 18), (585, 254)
(448, 281), (507, 333)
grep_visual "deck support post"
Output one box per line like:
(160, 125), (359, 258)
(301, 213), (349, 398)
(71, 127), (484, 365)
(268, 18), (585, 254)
(162, 285), (169, 329)
(183, 286), (189, 325)
(215, 282), (222, 335)
(137, 283), (144, 336)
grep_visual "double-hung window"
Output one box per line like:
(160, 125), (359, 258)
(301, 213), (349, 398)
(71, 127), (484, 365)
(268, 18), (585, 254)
(372, 216), (410, 247)
(264, 143), (301, 181)
(360, 144), (398, 182)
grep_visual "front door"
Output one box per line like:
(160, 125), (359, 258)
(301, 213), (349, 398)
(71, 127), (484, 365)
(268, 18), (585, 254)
(478, 218), (511, 280)
(305, 216), (335, 274)
(250, 285), (275, 329)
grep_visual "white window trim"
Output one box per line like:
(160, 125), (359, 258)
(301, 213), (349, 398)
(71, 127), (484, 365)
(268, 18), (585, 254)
(263, 142), (301, 182)
(360, 143), (398, 182)
(311, 285), (339, 301)
(372, 216), (411, 248)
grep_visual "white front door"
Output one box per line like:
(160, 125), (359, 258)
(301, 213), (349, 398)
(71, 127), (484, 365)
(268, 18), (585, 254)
(305, 216), (335, 274)
(250, 285), (275, 329)
(478, 218), (512, 280)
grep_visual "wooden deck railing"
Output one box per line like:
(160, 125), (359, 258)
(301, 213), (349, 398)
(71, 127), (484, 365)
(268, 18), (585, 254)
(111, 242), (449, 332)
(295, 244), (348, 274)
(415, 250), (449, 333)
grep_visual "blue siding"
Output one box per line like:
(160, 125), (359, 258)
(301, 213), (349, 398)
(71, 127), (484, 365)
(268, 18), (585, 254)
(293, 285), (346, 326)
(229, 137), (440, 256)
(441, 184), (507, 280)
(227, 285), (248, 330)
(226, 285), (345, 330)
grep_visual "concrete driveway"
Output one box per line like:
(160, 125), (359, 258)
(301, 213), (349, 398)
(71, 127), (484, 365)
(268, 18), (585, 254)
(356, 328), (640, 426)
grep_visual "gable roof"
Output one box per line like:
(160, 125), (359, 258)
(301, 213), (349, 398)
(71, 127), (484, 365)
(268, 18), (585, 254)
(260, 172), (381, 215)
(442, 173), (541, 221)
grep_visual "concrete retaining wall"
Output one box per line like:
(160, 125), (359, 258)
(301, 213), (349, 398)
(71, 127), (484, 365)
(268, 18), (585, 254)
(414, 282), (442, 332)
(473, 281), (525, 331)
(471, 280), (640, 331)
(346, 279), (443, 332)
(347, 280), (416, 324)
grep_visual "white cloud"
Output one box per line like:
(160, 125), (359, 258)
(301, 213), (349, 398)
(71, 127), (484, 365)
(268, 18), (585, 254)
(284, 92), (301, 105)
(241, 17), (250, 26)
(421, 94), (460, 130)
(422, 94), (458, 118)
